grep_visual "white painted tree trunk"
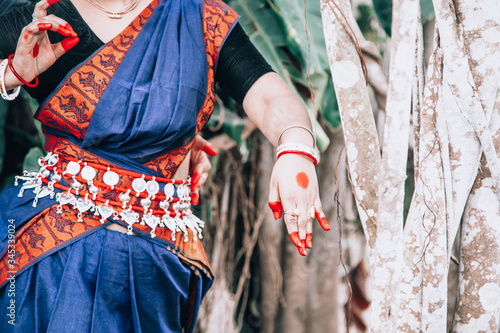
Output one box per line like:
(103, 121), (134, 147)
(321, 0), (500, 330)
(452, 90), (500, 332)
(320, 0), (381, 250)
(370, 0), (420, 329)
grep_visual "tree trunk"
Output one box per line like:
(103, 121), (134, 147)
(370, 0), (420, 329)
(452, 90), (500, 332)
(320, 0), (381, 249)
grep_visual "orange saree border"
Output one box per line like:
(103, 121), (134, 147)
(35, 0), (160, 140)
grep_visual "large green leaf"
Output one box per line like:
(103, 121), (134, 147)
(270, 0), (339, 133)
(420, 0), (435, 24)
(271, 0), (330, 74)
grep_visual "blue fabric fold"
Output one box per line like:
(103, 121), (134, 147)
(0, 228), (212, 332)
(82, 0), (208, 163)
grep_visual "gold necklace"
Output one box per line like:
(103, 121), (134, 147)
(86, 0), (139, 19)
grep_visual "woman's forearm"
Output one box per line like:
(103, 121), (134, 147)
(3, 66), (23, 91)
(242, 72), (315, 148)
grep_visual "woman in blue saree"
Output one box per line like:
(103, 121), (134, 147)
(0, 0), (331, 331)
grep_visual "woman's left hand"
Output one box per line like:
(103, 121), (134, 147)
(189, 135), (217, 205)
(268, 153), (330, 256)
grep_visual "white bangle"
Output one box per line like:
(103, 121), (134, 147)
(0, 59), (21, 101)
(276, 143), (320, 165)
(277, 125), (316, 148)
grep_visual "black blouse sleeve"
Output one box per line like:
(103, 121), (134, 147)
(215, 23), (274, 105)
(0, 4), (35, 60)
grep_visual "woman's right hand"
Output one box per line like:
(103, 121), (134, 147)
(5, 0), (79, 89)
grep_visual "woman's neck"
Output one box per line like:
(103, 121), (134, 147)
(70, 0), (150, 43)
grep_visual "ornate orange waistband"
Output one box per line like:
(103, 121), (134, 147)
(15, 152), (205, 242)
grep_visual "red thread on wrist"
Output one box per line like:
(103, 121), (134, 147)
(277, 150), (318, 166)
(7, 54), (39, 88)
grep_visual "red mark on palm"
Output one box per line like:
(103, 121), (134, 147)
(296, 172), (309, 189)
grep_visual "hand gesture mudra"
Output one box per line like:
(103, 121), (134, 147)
(268, 153), (330, 256)
(8, 0), (79, 87)
(266, 126), (330, 256)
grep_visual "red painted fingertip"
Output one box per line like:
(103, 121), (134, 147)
(47, 0), (60, 7)
(64, 23), (77, 36)
(191, 192), (199, 205)
(203, 143), (217, 156)
(32, 44), (39, 58)
(289, 232), (301, 248)
(298, 246), (307, 256)
(57, 26), (76, 37)
(191, 172), (201, 191)
(61, 37), (79, 51)
(315, 211), (330, 231)
(37, 23), (52, 31)
(268, 201), (282, 220)
(306, 233), (312, 248)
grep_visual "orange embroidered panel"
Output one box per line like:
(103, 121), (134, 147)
(0, 206), (103, 288)
(35, 0), (160, 140)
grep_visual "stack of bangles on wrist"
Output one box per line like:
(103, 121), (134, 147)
(0, 54), (39, 101)
(276, 125), (320, 165)
(14, 153), (205, 241)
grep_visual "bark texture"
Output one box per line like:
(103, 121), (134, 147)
(370, 0), (420, 329)
(320, 0), (381, 248)
(321, 0), (500, 330)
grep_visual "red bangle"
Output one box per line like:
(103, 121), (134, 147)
(7, 54), (39, 88)
(277, 150), (318, 166)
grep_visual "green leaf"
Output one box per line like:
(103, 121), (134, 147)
(207, 98), (246, 145)
(23, 147), (45, 171)
(319, 77), (341, 131)
(372, 0), (392, 36)
(420, 0), (435, 23)
(270, 0), (330, 74)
